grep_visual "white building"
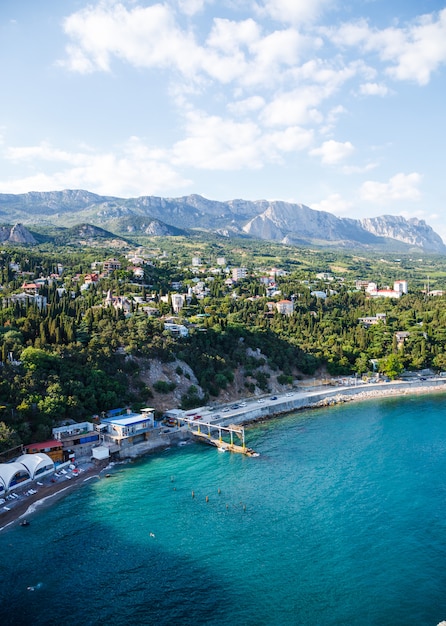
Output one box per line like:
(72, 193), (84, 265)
(164, 322), (189, 337)
(366, 280), (407, 298)
(101, 408), (155, 448)
(171, 293), (185, 313)
(232, 267), (247, 282)
(276, 299), (294, 315)
(393, 280), (408, 294)
(311, 290), (327, 299)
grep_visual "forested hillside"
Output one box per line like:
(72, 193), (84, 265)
(1, 239), (446, 451)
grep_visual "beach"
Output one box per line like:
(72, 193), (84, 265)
(1, 376), (445, 532)
(0, 459), (109, 532)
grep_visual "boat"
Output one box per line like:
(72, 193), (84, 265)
(245, 448), (260, 457)
(217, 446), (227, 453)
(20, 520), (30, 526)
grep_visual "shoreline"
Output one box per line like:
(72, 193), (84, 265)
(315, 379), (446, 406)
(1, 378), (445, 532)
(0, 460), (109, 532)
(237, 378), (446, 427)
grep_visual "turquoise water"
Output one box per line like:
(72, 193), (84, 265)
(2, 395), (446, 625)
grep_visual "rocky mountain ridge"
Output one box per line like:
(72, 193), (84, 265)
(0, 223), (37, 244)
(0, 190), (444, 253)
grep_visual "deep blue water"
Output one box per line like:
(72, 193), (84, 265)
(2, 394), (446, 625)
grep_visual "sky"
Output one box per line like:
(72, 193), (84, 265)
(1, 0), (446, 239)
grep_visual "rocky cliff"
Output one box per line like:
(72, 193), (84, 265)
(0, 190), (443, 253)
(360, 216), (445, 252)
(0, 223), (37, 244)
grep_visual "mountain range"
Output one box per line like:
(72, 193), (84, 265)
(0, 189), (444, 253)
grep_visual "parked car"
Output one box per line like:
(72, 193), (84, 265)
(270, 396), (277, 400)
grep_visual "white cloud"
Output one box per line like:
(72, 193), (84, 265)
(290, 58), (366, 88)
(310, 139), (354, 164)
(359, 82), (390, 96)
(384, 10), (446, 85)
(258, 0), (332, 25)
(249, 27), (303, 67)
(206, 17), (260, 52)
(172, 110), (312, 169)
(228, 96), (266, 116)
(0, 137), (191, 197)
(260, 59), (367, 128)
(310, 193), (354, 216)
(266, 126), (313, 152)
(177, 0), (208, 16)
(324, 9), (446, 85)
(319, 105), (347, 135)
(60, 2), (201, 76)
(342, 162), (378, 175)
(172, 112), (263, 169)
(59, 4), (313, 90)
(360, 172), (422, 202)
(6, 142), (86, 165)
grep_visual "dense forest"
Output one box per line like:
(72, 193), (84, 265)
(1, 237), (446, 451)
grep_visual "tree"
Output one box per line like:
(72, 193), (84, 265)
(378, 354), (404, 380)
(354, 353), (370, 375)
(20, 347), (58, 372)
(0, 421), (20, 452)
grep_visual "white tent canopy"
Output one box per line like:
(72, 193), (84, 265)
(15, 453), (54, 479)
(0, 462), (31, 492)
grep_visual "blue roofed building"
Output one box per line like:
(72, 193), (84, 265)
(101, 408), (155, 451)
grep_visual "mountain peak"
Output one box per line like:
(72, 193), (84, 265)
(0, 190), (443, 253)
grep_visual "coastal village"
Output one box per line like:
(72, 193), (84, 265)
(2, 247), (430, 349)
(2, 369), (446, 529)
(2, 246), (446, 527)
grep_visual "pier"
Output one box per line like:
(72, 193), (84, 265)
(177, 417), (257, 456)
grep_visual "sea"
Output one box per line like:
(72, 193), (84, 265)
(2, 394), (446, 626)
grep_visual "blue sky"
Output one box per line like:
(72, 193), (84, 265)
(1, 1), (446, 239)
